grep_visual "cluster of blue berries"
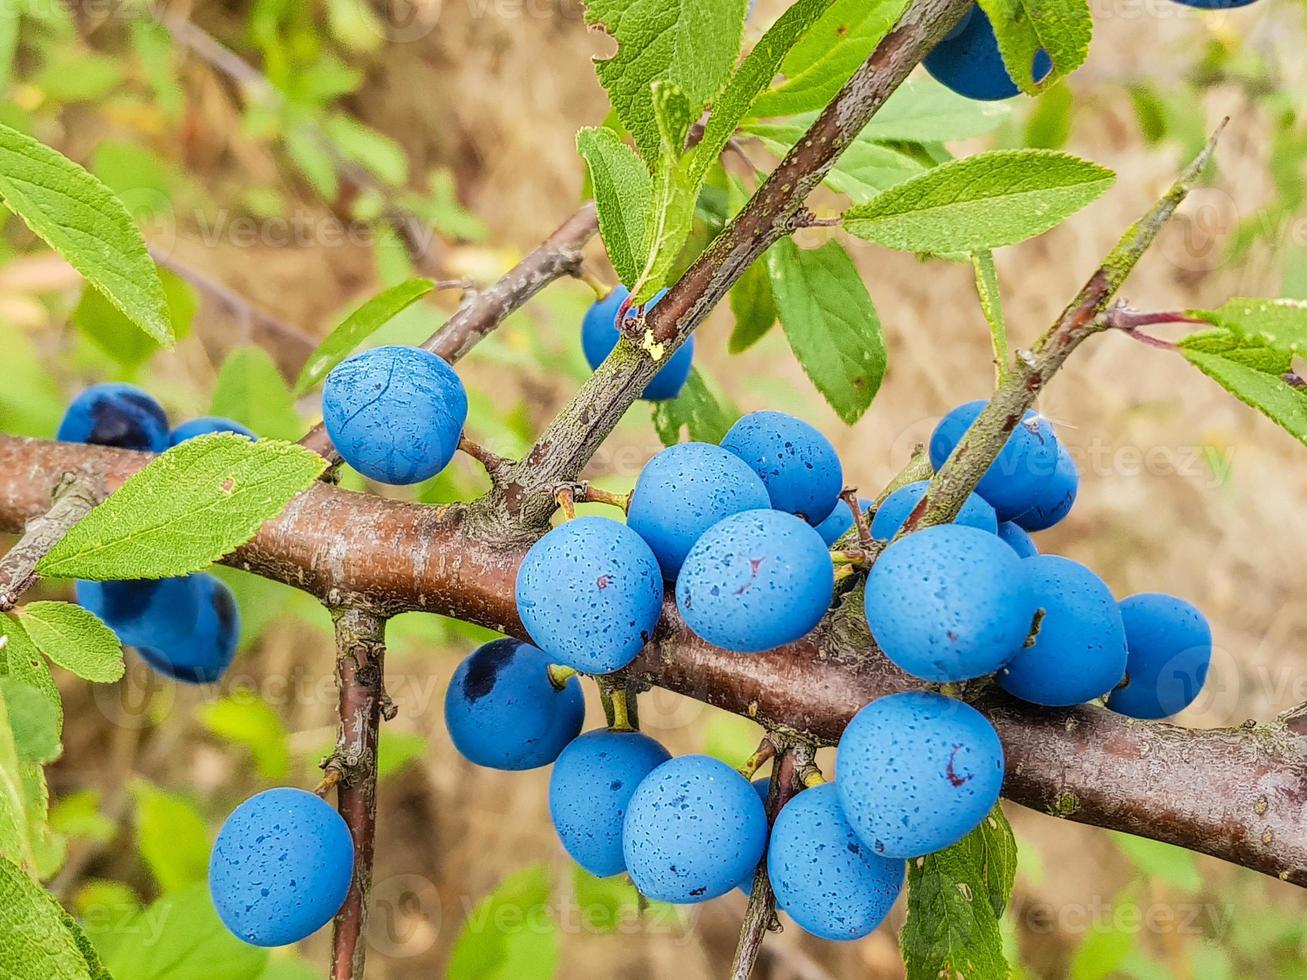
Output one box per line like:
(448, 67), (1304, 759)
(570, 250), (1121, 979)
(927, 1), (1261, 103)
(58, 383), (246, 684)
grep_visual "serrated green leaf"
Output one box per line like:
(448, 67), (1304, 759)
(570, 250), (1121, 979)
(977, 0), (1092, 94)
(584, 0), (748, 163)
(0, 680), (60, 764)
(973, 251), (1009, 379)
(17, 602), (124, 684)
(651, 368), (739, 446)
(1179, 329), (1307, 445)
(767, 238), (886, 424)
(744, 121), (925, 203)
(577, 127), (651, 287)
(856, 78), (1013, 142)
(1025, 83), (1075, 150)
(901, 809), (1015, 980)
(749, 0), (908, 117)
(0, 614), (61, 739)
(631, 81), (697, 304)
(1189, 298), (1307, 353)
(198, 695), (290, 781)
(690, 0), (833, 183)
(0, 855), (99, 979)
(293, 279), (436, 395)
(0, 687), (31, 869)
(132, 782), (210, 894)
(447, 865), (557, 980)
(843, 149), (1114, 254)
(729, 254), (777, 353)
(0, 121), (172, 345)
(38, 434), (326, 581)
(211, 346), (304, 441)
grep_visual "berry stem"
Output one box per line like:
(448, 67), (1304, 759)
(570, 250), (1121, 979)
(737, 737), (777, 780)
(554, 485), (577, 521)
(579, 266), (614, 301)
(839, 488), (875, 548)
(547, 664), (580, 690)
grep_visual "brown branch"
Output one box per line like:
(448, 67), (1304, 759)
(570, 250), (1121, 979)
(0, 471), (103, 610)
(327, 608), (390, 980)
(488, 0), (976, 530)
(2, 435), (1303, 887)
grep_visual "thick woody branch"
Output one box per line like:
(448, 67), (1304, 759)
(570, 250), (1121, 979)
(490, 0), (975, 529)
(328, 608), (391, 980)
(0, 471), (103, 610)
(0, 435), (1302, 887)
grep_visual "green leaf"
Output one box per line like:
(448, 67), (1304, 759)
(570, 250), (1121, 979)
(631, 81), (698, 304)
(0, 121), (172, 345)
(447, 865), (557, 980)
(38, 434), (327, 581)
(843, 149), (1114, 254)
(49, 791), (116, 846)
(0, 680), (60, 764)
(132, 782), (210, 894)
(973, 251), (1009, 379)
(729, 253), (777, 353)
(74, 268), (198, 369)
(293, 279), (436, 395)
(1110, 833), (1201, 893)
(1025, 83), (1075, 150)
(211, 346), (304, 441)
(0, 856), (103, 979)
(976, 0), (1093, 93)
(377, 730), (428, 779)
(651, 368), (739, 446)
(767, 238), (886, 424)
(1179, 329), (1307, 445)
(856, 78), (1013, 142)
(743, 120), (925, 203)
(749, 0), (908, 117)
(0, 614), (61, 739)
(198, 695), (290, 781)
(690, 0), (833, 183)
(584, 0), (748, 163)
(577, 127), (651, 287)
(0, 691), (32, 869)
(16, 602), (124, 683)
(901, 809), (1015, 980)
(324, 113), (408, 186)
(1189, 297), (1307, 353)
(90, 883), (267, 980)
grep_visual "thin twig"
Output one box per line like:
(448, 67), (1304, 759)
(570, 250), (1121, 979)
(0, 472), (102, 611)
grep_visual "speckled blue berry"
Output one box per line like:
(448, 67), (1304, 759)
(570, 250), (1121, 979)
(581, 286), (693, 401)
(1013, 444), (1078, 532)
(549, 730), (671, 877)
(57, 383), (169, 452)
(865, 525), (1032, 682)
(516, 517), (664, 674)
(735, 777), (772, 895)
(720, 411), (843, 524)
(76, 575), (205, 651)
(869, 481), (998, 541)
(210, 787), (355, 947)
(622, 755), (767, 904)
(676, 510), (834, 653)
(322, 345), (468, 485)
(836, 692), (1004, 859)
(134, 574), (240, 684)
(1170, 0), (1258, 7)
(444, 638), (585, 770)
(170, 417), (257, 445)
(627, 443), (770, 579)
(768, 783), (904, 941)
(924, 5), (1053, 101)
(997, 556), (1127, 707)
(814, 497), (870, 546)
(929, 401), (1060, 521)
(997, 521), (1039, 558)
(1107, 594), (1212, 720)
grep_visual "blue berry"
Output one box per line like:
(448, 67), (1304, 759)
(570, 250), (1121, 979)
(1170, 0), (1258, 7)
(76, 575), (204, 651)
(210, 787), (354, 947)
(1107, 594), (1212, 720)
(865, 525), (1033, 682)
(869, 480), (998, 541)
(444, 638), (584, 770)
(516, 517), (664, 674)
(322, 345), (468, 485)
(735, 777), (772, 895)
(924, 6), (1053, 101)
(622, 755), (767, 904)
(134, 574), (240, 684)
(836, 692), (1004, 859)
(814, 497), (870, 546)
(627, 443), (770, 579)
(929, 400), (1060, 521)
(997, 556), (1128, 707)
(720, 411), (843, 524)
(549, 730), (672, 877)
(170, 417), (257, 445)
(57, 383), (168, 452)
(997, 521), (1039, 558)
(1013, 444), (1078, 531)
(676, 510), (834, 653)
(581, 286), (693, 401)
(768, 783), (904, 941)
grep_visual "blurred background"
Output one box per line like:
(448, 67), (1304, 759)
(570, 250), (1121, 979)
(3, 0), (1307, 977)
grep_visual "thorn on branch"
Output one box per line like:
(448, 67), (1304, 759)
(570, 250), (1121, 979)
(458, 435), (511, 483)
